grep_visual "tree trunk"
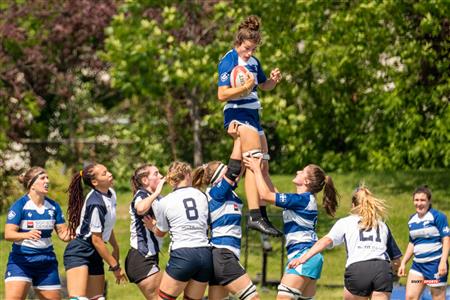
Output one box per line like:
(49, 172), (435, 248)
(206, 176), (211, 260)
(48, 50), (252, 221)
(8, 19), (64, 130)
(164, 95), (178, 161)
(187, 95), (203, 166)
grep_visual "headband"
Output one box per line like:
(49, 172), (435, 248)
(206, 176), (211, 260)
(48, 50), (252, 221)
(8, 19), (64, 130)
(27, 171), (45, 189)
(210, 163), (226, 185)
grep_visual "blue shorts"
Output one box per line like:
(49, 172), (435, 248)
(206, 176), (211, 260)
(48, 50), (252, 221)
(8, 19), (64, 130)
(64, 238), (104, 275)
(411, 259), (448, 287)
(285, 248), (324, 280)
(5, 252), (61, 290)
(166, 247), (213, 283)
(224, 108), (263, 134)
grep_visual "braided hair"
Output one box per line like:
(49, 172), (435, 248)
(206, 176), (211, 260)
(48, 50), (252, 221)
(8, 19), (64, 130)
(66, 163), (96, 236)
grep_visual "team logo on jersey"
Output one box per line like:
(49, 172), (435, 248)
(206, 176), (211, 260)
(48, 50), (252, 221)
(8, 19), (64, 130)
(220, 72), (229, 82)
(48, 210), (54, 217)
(280, 194), (287, 203)
(28, 212), (32, 217)
(7, 210), (16, 220)
(27, 221), (34, 229)
(233, 203), (239, 211)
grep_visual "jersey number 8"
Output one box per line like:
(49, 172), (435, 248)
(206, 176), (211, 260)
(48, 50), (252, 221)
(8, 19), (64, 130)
(183, 198), (199, 221)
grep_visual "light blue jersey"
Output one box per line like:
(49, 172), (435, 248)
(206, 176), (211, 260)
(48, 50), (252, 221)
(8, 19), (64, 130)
(208, 178), (243, 258)
(275, 192), (318, 259)
(408, 208), (450, 263)
(6, 195), (65, 255)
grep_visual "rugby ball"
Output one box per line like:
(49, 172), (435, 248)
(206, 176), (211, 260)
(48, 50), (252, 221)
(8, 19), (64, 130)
(230, 65), (250, 88)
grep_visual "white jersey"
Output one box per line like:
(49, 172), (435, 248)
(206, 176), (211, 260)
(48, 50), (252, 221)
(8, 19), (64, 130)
(76, 188), (117, 242)
(326, 215), (402, 268)
(155, 186), (210, 251)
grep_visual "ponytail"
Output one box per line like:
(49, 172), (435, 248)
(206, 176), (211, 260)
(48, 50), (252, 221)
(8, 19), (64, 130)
(67, 164), (96, 236)
(305, 164), (339, 217)
(351, 186), (386, 229)
(192, 161), (223, 190)
(323, 175), (339, 217)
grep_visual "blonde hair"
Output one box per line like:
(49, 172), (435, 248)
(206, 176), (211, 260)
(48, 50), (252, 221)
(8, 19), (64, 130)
(166, 161), (191, 187)
(351, 185), (387, 229)
(192, 161), (222, 189)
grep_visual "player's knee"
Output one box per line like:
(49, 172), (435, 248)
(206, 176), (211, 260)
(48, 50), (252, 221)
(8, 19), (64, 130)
(277, 283), (310, 300)
(235, 282), (258, 300)
(159, 290), (177, 300)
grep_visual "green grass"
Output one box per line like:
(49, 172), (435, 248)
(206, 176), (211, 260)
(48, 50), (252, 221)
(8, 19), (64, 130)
(1, 168), (449, 299)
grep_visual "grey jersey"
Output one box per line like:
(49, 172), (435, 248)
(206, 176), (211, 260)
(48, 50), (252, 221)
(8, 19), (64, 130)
(155, 187), (209, 250)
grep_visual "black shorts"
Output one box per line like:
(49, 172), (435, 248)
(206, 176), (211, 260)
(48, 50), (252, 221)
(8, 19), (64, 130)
(63, 238), (104, 276)
(344, 260), (393, 297)
(125, 248), (160, 284)
(210, 247), (246, 286)
(166, 247), (212, 283)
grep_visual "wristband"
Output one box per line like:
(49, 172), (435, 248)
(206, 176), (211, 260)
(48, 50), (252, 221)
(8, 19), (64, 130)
(109, 263), (120, 272)
(225, 159), (241, 182)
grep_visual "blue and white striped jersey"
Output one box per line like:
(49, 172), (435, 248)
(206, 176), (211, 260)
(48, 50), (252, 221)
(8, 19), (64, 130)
(408, 208), (450, 263)
(275, 192), (318, 259)
(76, 188), (117, 242)
(129, 189), (163, 257)
(326, 215), (402, 267)
(155, 187), (209, 250)
(6, 195), (65, 255)
(208, 178), (243, 258)
(218, 48), (267, 111)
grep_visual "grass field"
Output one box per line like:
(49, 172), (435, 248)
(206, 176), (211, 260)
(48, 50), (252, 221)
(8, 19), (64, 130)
(1, 166), (449, 299)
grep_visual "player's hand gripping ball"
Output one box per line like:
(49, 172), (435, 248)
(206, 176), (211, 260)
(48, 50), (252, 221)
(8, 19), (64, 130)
(230, 65), (250, 88)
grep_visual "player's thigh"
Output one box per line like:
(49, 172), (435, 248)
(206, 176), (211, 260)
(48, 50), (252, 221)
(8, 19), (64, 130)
(208, 285), (229, 300)
(405, 272), (426, 300)
(225, 273), (254, 295)
(5, 280), (31, 300)
(429, 285), (447, 300)
(301, 279), (317, 298)
(137, 271), (161, 300)
(370, 291), (390, 300)
(259, 134), (268, 153)
(280, 273), (313, 292)
(86, 274), (105, 298)
(34, 288), (61, 300)
(159, 271), (188, 297)
(343, 287), (367, 300)
(66, 266), (89, 297)
(238, 126), (261, 152)
(184, 279), (208, 299)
